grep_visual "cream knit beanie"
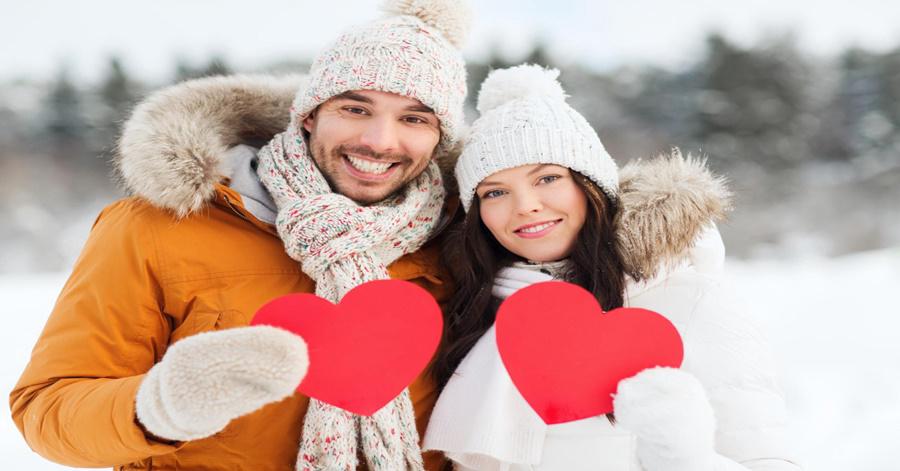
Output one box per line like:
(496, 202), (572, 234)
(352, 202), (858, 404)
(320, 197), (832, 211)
(293, 0), (470, 153)
(456, 64), (619, 211)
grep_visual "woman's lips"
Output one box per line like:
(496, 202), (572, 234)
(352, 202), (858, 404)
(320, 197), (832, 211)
(514, 219), (562, 239)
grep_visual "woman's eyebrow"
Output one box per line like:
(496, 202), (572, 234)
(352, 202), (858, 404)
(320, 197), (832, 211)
(526, 164), (553, 176)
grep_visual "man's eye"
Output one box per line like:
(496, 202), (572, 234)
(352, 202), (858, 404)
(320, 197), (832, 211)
(344, 107), (367, 115)
(404, 116), (428, 124)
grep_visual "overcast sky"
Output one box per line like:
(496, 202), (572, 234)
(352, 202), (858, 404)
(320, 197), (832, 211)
(2, 0), (899, 83)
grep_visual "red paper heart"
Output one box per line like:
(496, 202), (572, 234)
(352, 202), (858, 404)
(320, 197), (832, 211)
(495, 281), (683, 425)
(251, 280), (442, 416)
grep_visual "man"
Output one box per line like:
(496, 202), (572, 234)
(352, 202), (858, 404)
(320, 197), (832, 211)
(10, 1), (469, 469)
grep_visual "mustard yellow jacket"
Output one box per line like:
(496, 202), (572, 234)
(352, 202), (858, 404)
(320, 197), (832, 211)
(10, 181), (453, 470)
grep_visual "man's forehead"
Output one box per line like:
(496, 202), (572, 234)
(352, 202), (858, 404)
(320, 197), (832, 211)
(329, 90), (434, 114)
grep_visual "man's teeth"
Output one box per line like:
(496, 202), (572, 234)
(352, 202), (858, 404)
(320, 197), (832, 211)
(519, 221), (557, 233)
(347, 155), (392, 175)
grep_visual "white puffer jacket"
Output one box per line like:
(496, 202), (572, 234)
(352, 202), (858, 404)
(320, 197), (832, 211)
(424, 227), (801, 470)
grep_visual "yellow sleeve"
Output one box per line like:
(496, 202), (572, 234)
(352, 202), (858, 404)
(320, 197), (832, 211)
(9, 199), (182, 467)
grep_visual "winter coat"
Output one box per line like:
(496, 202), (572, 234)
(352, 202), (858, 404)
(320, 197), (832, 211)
(9, 75), (455, 471)
(424, 159), (802, 470)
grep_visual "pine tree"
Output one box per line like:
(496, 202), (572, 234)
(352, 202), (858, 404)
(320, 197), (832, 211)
(692, 33), (814, 170)
(174, 55), (232, 83)
(97, 56), (140, 150)
(45, 65), (86, 142)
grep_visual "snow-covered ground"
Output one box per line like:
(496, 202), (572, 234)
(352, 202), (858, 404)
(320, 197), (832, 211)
(2, 248), (899, 470)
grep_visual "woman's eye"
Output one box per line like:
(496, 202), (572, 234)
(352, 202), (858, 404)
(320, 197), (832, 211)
(538, 175), (561, 185)
(344, 107), (368, 115)
(481, 189), (505, 200)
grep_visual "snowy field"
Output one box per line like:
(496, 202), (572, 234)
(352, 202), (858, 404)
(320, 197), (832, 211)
(2, 248), (899, 470)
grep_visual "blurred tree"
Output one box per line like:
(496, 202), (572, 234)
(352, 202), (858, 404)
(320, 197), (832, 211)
(200, 55), (231, 77)
(523, 39), (555, 69)
(834, 48), (900, 162)
(465, 43), (516, 113)
(691, 33), (815, 170)
(175, 55), (232, 83)
(96, 56), (141, 151)
(44, 65), (87, 143)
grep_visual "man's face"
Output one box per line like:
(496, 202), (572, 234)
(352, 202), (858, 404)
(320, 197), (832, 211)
(303, 90), (441, 205)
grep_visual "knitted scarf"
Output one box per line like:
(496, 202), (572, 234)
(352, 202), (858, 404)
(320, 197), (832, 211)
(257, 121), (446, 471)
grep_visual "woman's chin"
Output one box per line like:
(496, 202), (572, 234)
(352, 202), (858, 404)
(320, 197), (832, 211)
(514, 250), (570, 264)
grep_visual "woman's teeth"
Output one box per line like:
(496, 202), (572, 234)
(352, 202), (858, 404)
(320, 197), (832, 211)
(347, 155), (392, 175)
(519, 221), (557, 233)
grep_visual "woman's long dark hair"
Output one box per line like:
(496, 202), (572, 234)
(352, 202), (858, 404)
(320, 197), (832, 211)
(431, 171), (627, 390)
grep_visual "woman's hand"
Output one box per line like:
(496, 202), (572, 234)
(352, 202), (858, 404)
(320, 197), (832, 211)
(613, 367), (717, 471)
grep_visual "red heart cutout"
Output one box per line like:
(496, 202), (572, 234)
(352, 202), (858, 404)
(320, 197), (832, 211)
(251, 280), (442, 416)
(495, 281), (683, 425)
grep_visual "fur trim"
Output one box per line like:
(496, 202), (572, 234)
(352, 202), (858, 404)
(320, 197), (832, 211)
(617, 149), (732, 281)
(115, 74), (306, 218)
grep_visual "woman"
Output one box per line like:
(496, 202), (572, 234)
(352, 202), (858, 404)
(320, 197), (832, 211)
(423, 65), (801, 471)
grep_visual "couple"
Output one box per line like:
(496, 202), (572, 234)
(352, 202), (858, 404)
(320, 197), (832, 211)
(10, 1), (800, 470)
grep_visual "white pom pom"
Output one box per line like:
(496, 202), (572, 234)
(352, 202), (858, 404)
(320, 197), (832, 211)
(477, 64), (568, 114)
(382, 0), (471, 48)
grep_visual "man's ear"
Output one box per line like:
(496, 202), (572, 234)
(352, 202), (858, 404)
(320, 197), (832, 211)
(302, 110), (316, 134)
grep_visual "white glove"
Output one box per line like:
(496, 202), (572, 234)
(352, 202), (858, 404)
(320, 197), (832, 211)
(136, 325), (308, 441)
(613, 367), (717, 471)
(492, 266), (554, 299)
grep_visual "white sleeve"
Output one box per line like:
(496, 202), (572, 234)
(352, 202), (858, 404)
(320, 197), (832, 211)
(686, 282), (803, 471)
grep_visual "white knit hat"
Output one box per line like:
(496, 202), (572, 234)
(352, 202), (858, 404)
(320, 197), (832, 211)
(456, 64), (619, 211)
(293, 0), (470, 153)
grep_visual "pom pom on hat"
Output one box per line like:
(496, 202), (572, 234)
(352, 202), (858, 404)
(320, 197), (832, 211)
(476, 64), (568, 114)
(382, 0), (472, 48)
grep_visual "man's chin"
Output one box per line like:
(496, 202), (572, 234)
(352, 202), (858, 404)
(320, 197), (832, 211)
(336, 183), (399, 206)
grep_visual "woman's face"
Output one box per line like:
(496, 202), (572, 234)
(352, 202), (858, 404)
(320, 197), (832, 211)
(476, 164), (588, 262)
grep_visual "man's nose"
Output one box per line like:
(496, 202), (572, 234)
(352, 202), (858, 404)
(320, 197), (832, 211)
(358, 118), (399, 155)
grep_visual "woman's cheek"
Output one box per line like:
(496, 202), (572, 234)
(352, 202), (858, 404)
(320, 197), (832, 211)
(480, 203), (508, 242)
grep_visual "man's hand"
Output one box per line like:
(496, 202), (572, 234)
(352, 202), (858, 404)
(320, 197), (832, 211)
(135, 326), (308, 441)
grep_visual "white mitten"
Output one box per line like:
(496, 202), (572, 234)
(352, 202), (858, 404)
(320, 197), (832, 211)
(613, 367), (717, 471)
(136, 325), (308, 441)
(492, 266), (554, 299)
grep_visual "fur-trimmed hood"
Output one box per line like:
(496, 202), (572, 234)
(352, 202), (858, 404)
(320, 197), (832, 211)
(115, 75), (731, 281)
(617, 151), (731, 280)
(116, 74), (307, 218)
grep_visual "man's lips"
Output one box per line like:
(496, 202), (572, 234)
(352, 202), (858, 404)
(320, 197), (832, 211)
(342, 154), (400, 181)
